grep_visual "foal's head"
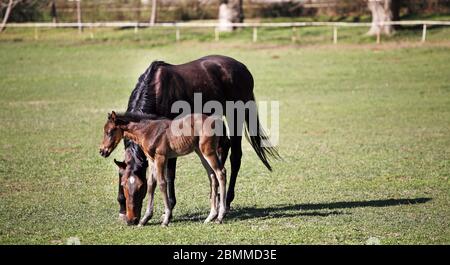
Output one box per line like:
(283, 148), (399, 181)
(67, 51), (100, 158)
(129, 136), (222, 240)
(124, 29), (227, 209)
(99, 111), (124, 158)
(114, 155), (147, 225)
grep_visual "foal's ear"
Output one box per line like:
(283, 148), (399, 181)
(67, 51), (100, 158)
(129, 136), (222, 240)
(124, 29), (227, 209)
(114, 159), (127, 170)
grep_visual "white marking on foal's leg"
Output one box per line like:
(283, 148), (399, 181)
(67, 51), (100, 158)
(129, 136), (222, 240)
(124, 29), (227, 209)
(204, 173), (218, 223)
(216, 168), (227, 224)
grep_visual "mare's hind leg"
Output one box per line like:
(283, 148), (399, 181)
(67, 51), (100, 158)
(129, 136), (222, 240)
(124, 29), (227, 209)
(226, 136), (242, 211)
(139, 166), (157, 226)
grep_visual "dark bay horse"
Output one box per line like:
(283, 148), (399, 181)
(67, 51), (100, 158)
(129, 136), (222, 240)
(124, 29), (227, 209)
(116, 55), (279, 222)
(100, 111), (227, 226)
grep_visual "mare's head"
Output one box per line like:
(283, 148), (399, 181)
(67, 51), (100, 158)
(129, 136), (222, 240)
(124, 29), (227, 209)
(99, 111), (124, 158)
(114, 154), (147, 225)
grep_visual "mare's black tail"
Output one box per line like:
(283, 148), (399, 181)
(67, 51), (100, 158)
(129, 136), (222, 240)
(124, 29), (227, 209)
(244, 98), (280, 171)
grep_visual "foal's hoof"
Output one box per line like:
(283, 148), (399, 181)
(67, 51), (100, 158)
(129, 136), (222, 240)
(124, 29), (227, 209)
(160, 213), (173, 223)
(204, 216), (217, 224)
(161, 222), (169, 227)
(215, 219), (223, 224)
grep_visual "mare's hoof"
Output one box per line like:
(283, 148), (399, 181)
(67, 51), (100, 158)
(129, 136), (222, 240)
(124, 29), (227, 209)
(215, 219), (223, 224)
(161, 223), (169, 227)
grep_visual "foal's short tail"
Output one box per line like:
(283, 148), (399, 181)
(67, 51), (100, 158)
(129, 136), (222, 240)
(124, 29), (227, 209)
(244, 107), (281, 172)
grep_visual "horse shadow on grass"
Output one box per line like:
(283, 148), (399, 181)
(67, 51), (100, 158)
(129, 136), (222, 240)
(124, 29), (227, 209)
(173, 197), (432, 223)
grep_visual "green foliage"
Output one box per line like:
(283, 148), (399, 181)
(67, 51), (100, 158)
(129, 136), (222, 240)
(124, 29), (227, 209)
(4, 0), (45, 22)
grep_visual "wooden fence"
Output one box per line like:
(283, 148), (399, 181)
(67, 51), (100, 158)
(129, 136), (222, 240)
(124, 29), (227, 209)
(5, 20), (450, 44)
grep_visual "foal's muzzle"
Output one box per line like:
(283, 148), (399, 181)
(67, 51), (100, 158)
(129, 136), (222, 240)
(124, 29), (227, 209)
(99, 148), (111, 158)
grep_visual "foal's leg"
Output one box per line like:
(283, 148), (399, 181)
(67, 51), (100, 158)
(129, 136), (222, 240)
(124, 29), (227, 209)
(139, 166), (157, 226)
(155, 155), (171, 227)
(196, 150), (219, 223)
(202, 152), (227, 223)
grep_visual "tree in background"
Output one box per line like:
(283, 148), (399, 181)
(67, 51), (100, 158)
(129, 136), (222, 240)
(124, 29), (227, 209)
(150, 0), (157, 25)
(218, 0), (244, 31)
(50, 0), (57, 23)
(367, 0), (401, 36)
(1, 0), (42, 32)
(1, 0), (21, 32)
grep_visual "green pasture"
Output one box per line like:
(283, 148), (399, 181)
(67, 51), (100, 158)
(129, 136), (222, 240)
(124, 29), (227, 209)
(0, 27), (449, 244)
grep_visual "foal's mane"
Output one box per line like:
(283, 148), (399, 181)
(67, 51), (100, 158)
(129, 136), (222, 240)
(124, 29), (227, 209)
(114, 112), (168, 124)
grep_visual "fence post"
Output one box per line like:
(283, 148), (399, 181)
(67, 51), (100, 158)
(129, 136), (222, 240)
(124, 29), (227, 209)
(76, 0), (82, 34)
(253, 27), (258, 42)
(90, 24), (94, 39)
(422, 24), (427, 43)
(134, 23), (138, 34)
(333, 26), (338, 44)
(34, 26), (39, 40)
(376, 30), (381, 44)
(291, 27), (297, 43)
(176, 27), (180, 42)
(215, 27), (219, 41)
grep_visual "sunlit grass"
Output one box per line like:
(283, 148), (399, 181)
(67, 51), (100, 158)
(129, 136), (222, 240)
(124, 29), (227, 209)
(0, 32), (449, 244)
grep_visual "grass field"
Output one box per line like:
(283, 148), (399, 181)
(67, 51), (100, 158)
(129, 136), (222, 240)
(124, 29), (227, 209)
(0, 27), (450, 244)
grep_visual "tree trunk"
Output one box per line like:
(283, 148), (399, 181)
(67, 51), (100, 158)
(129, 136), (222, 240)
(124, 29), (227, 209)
(367, 0), (394, 36)
(0, 0), (15, 32)
(50, 0), (57, 24)
(149, 0), (157, 25)
(218, 0), (244, 32)
(391, 0), (401, 21)
(135, 0), (141, 23)
(76, 0), (82, 33)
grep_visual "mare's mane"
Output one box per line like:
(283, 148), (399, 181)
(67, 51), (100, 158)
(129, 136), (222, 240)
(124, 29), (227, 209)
(122, 60), (170, 173)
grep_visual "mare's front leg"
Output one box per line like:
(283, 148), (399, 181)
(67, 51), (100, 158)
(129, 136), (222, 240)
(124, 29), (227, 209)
(117, 174), (126, 221)
(166, 158), (177, 211)
(139, 165), (157, 226)
(155, 154), (171, 227)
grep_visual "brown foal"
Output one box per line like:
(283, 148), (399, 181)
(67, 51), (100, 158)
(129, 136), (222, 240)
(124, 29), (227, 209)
(100, 111), (227, 226)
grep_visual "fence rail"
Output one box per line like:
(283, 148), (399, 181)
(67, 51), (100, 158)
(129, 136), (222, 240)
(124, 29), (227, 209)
(4, 20), (450, 44)
(6, 20), (450, 28)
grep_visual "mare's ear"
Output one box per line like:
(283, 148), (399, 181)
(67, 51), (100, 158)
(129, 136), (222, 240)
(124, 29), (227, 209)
(114, 159), (127, 170)
(110, 111), (117, 122)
